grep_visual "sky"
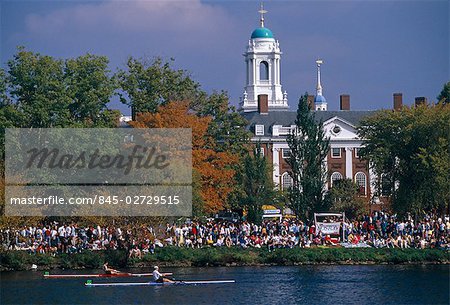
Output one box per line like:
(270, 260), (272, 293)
(1, 0), (449, 114)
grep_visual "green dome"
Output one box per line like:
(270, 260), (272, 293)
(251, 27), (274, 39)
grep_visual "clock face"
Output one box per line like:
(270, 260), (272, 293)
(332, 125), (341, 135)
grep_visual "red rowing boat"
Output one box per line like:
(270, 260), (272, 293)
(44, 272), (172, 279)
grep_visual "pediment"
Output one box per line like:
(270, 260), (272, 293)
(322, 116), (359, 140)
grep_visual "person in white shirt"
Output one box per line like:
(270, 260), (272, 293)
(152, 266), (174, 283)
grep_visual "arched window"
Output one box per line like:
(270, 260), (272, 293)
(330, 172), (343, 188)
(260, 61), (269, 80)
(282, 172), (293, 191)
(355, 172), (367, 196)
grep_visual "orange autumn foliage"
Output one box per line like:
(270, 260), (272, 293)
(130, 101), (238, 213)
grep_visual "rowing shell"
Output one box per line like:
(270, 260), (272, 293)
(44, 273), (171, 279)
(85, 280), (236, 287)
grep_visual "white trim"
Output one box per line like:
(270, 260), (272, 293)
(322, 116), (356, 129)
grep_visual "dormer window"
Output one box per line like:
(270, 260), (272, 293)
(255, 124), (264, 135)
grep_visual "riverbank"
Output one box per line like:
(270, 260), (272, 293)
(1, 247), (449, 271)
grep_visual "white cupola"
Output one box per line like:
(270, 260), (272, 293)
(240, 4), (288, 112)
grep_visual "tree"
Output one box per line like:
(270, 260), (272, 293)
(7, 47), (70, 127)
(64, 53), (119, 127)
(324, 179), (367, 220)
(129, 101), (239, 214)
(286, 93), (330, 219)
(437, 81), (449, 104)
(358, 103), (450, 216)
(4, 48), (119, 128)
(116, 57), (203, 118)
(236, 143), (279, 223)
(193, 91), (250, 156)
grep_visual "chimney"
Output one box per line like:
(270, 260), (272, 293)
(340, 94), (350, 111)
(307, 95), (315, 110)
(415, 97), (427, 107)
(258, 94), (269, 114)
(393, 93), (403, 111)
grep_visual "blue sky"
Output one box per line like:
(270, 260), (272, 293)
(1, 0), (448, 114)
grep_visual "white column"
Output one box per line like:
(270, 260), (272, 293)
(345, 147), (353, 179)
(252, 59), (256, 85)
(272, 147), (280, 188)
(246, 60), (249, 85)
(276, 58), (280, 85)
(323, 158), (328, 191)
(271, 58), (275, 84)
(369, 165), (376, 198)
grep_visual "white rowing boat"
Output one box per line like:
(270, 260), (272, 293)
(85, 280), (236, 287)
(44, 272), (172, 279)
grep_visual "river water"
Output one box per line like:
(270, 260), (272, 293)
(1, 265), (448, 304)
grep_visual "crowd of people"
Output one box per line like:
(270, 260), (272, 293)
(1, 212), (449, 257)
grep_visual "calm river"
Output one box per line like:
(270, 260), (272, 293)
(1, 265), (449, 304)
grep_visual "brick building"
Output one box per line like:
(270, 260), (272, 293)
(238, 7), (404, 212)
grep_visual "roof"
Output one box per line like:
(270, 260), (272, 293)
(241, 110), (376, 130)
(315, 95), (327, 103)
(251, 27), (274, 39)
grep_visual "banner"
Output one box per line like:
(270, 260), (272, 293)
(316, 222), (341, 235)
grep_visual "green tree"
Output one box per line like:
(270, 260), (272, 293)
(324, 179), (367, 219)
(7, 47), (70, 127)
(193, 91), (250, 156)
(358, 103), (450, 216)
(437, 81), (449, 104)
(116, 57), (203, 118)
(286, 93), (330, 219)
(5, 48), (119, 128)
(64, 53), (119, 127)
(236, 143), (278, 223)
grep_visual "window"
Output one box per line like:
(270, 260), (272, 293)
(260, 61), (269, 80)
(255, 147), (264, 157)
(330, 172), (343, 187)
(255, 124), (264, 136)
(282, 172), (293, 191)
(332, 125), (341, 135)
(355, 172), (367, 196)
(282, 148), (291, 159)
(331, 148), (341, 158)
(354, 147), (361, 158)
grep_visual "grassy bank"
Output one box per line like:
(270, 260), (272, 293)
(1, 247), (449, 271)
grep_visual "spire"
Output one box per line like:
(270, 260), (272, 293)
(258, 3), (267, 27)
(316, 59), (323, 96)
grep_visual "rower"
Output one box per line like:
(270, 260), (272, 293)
(152, 266), (174, 283)
(103, 262), (122, 275)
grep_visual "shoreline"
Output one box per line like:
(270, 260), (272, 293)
(1, 247), (449, 271)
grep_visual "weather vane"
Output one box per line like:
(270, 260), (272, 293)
(258, 3), (267, 27)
